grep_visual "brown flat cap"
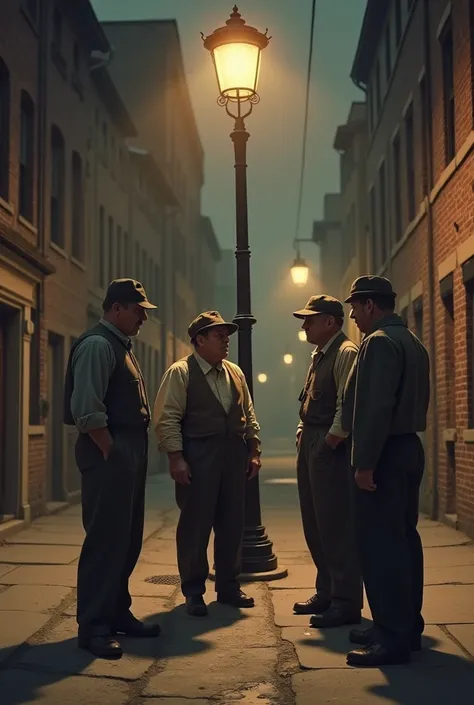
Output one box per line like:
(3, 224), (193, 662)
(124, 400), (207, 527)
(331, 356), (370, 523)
(293, 295), (344, 320)
(188, 310), (238, 339)
(104, 278), (157, 309)
(344, 275), (396, 303)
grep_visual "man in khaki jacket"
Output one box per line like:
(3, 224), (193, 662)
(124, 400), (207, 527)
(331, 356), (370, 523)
(154, 311), (261, 616)
(342, 276), (430, 668)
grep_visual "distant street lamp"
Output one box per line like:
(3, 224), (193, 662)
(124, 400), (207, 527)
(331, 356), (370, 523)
(202, 7), (285, 580)
(290, 256), (310, 287)
(257, 373), (268, 383)
(298, 331), (307, 342)
(283, 353), (294, 365)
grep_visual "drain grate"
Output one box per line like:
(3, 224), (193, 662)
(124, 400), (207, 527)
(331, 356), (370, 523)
(144, 575), (180, 585)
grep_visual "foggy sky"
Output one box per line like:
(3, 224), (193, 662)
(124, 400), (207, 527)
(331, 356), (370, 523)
(91, 0), (366, 408)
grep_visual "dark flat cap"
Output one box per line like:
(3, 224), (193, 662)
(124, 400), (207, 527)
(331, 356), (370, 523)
(104, 278), (157, 309)
(188, 310), (238, 339)
(344, 276), (396, 303)
(293, 295), (344, 320)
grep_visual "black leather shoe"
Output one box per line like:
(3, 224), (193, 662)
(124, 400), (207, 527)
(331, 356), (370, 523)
(217, 590), (255, 608)
(310, 606), (361, 628)
(78, 634), (123, 659)
(186, 595), (208, 616)
(349, 627), (422, 651)
(113, 612), (161, 638)
(347, 642), (411, 667)
(293, 594), (330, 615)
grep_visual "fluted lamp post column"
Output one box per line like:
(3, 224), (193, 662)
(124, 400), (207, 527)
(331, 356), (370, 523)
(202, 6), (286, 580)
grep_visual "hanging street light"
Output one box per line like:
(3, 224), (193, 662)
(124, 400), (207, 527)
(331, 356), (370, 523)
(298, 330), (307, 342)
(202, 7), (286, 581)
(257, 373), (268, 383)
(290, 255), (310, 287)
(283, 353), (294, 365)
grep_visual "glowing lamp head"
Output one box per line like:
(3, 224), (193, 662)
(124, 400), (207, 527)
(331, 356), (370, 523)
(257, 373), (268, 383)
(298, 331), (307, 342)
(290, 256), (309, 287)
(283, 354), (293, 365)
(202, 6), (270, 102)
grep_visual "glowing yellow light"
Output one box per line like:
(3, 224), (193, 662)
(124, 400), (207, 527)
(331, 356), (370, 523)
(213, 42), (261, 100)
(283, 354), (293, 365)
(290, 257), (309, 287)
(298, 331), (307, 342)
(257, 373), (268, 383)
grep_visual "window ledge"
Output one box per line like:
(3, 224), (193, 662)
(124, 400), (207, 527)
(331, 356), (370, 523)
(29, 425), (45, 436)
(462, 429), (474, 444)
(71, 255), (85, 271)
(0, 196), (14, 215)
(18, 215), (38, 235)
(50, 241), (67, 259)
(443, 428), (457, 443)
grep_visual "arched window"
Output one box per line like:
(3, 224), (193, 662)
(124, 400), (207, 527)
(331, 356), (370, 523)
(71, 151), (84, 260)
(0, 58), (10, 201)
(19, 90), (35, 221)
(50, 125), (65, 247)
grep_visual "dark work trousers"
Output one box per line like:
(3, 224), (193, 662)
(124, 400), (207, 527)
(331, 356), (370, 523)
(297, 425), (362, 614)
(75, 428), (148, 636)
(175, 435), (248, 597)
(354, 433), (425, 650)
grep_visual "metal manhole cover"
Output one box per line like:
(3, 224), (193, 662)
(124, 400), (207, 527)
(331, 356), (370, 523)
(144, 575), (180, 585)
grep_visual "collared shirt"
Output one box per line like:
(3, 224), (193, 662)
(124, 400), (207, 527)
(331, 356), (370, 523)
(153, 352), (261, 453)
(298, 331), (358, 438)
(70, 318), (148, 433)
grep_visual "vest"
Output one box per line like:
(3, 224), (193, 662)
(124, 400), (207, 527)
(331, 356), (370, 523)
(63, 323), (150, 430)
(299, 332), (347, 428)
(181, 355), (247, 440)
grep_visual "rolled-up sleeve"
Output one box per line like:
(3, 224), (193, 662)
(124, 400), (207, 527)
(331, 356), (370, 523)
(240, 372), (261, 441)
(70, 336), (116, 433)
(153, 365), (188, 453)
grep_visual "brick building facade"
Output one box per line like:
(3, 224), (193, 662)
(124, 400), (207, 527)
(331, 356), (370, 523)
(0, 1), (219, 530)
(349, 0), (474, 535)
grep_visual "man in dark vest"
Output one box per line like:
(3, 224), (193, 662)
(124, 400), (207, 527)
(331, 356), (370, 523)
(342, 276), (430, 667)
(153, 311), (261, 616)
(64, 279), (161, 659)
(292, 295), (362, 627)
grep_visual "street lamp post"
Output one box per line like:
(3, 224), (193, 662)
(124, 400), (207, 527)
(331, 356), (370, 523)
(202, 6), (286, 579)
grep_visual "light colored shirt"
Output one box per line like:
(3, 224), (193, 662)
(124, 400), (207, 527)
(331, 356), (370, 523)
(298, 331), (358, 438)
(70, 319), (148, 433)
(153, 352), (261, 453)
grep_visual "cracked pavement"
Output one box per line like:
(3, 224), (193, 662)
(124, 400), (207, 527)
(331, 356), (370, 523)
(0, 456), (474, 704)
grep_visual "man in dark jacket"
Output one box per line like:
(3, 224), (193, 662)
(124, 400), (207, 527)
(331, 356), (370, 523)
(64, 279), (161, 659)
(342, 276), (430, 667)
(153, 311), (261, 616)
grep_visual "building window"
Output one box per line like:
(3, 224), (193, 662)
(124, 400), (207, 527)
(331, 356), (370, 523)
(71, 151), (84, 260)
(50, 125), (65, 247)
(405, 104), (416, 222)
(116, 225), (122, 277)
(419, 75), (429, 193)
(441, 276), (455, 428)
(440, 18), (455, 164)
(369, 186), (377, 270)
(19, 91), (35, 222)
(392, 133), (402, 241)
(395, 0), (402, 45)
(0, 59), (10, 201)
(52, 6), (62, 50)
(385, 25), (391, 82)
(379, 162), (387, 265)
(98, 206), (105, 288)
(108, 216), (114, 284)
(375, 61), (382, 114)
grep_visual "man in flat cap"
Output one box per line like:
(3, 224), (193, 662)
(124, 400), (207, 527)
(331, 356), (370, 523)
(154, 311), (261, 616)
(292, 295), (362, 627)
(342, 276), (430, 667)
(64, 279), (160, 659)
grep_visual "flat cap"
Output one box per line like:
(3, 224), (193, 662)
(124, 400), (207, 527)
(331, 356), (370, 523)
(293, 295), (344, 320)
(344, 275), (396, 303)
(188, 310), (238, 339)
(104, 278), (157, 309)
